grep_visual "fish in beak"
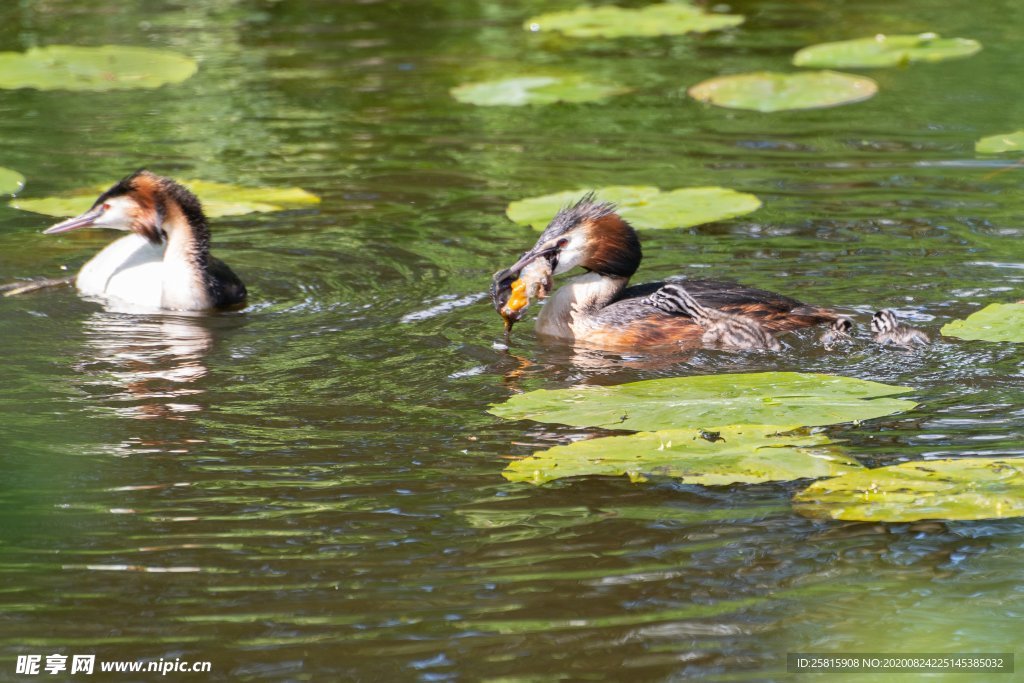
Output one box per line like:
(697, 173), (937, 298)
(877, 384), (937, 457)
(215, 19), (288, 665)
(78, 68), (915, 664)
(490, 246), (556, 334)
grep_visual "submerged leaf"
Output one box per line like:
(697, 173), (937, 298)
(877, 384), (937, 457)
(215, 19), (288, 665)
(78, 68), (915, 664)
(506, 186), (761, 230)
(10, 180), (320, 219)
(0, 45), (197, 91)
(794, 458), (1024, 522)
(525, 3), (743, 38)
(688, 71), (878, 112)
(451, 74), (628, 106)
(793, 33), (981, 69)
(490, 372), (917, 432)
(975, 131), (1024, 154)
(940, 303), (1024, 342)
(0, 167), (25, 196)
(505, 425), (863, 486)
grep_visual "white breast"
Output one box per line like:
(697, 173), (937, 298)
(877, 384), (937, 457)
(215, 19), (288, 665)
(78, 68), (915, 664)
(536, 272), (623, 341)
(75, 234), (166, 311)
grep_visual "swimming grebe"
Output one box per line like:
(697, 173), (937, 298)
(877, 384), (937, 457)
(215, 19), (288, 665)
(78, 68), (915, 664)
(820, 317), (853, 349)
(491, 194), (843, 348)
(43, 170), (246, 311)
(871, 309), (929, 347)
(644, 282), (782, 351)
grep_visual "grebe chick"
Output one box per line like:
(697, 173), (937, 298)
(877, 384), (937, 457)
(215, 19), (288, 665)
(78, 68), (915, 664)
(491, 194), (844, 349)
(43, 170), (246, 312)
(645, 283), (782, 351)
(820, 317), (853, 349)
(871, 310), (929, 347)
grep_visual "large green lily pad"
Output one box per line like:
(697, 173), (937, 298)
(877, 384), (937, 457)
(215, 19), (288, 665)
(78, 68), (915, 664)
(451, 74), (628, 106)
(975, 131), (1024, 154)
(792, 33), (981, 69)
(0, 45), (197, 91)
(525, 3), (743, 38)
(0, 167), (25, 196)
(794, 458), (1024, 522)
(505, 425), (863, 486)
(11, 180), (320, 219)
(490, 372), (917, 432)
(940, 303), (1024, 342)
(688, 71), (878, 112)
(507, 186), (761, 230)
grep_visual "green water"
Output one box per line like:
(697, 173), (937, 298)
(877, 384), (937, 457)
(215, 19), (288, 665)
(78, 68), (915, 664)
(1, 0), (1023, 680)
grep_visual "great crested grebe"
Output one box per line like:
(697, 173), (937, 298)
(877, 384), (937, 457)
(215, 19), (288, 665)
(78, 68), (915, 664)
(43, 170), (246, 311)
(871, 309), (930, 348)
(491, 194), (843, 349)
(644, 282), (782, 351)
(820, 317), (853, 349)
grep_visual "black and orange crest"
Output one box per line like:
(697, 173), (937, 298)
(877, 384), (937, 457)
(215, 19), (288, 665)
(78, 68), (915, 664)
(537, 192), (617, 243)
(540, 194), (641, 278)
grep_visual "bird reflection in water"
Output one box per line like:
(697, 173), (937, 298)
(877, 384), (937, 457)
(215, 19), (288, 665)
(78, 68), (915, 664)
(76, 311), (213, 422)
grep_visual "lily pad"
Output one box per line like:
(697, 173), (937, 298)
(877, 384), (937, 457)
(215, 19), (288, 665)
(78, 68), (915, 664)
(11, 180), (320, 219)
(794, 458), (1024, 522)
(0, 167), (25, 196)
(975, 131), (1024, 154)
(507, 186), (761, 230)
(793, 33), (981, 69)
(505, 425), (863, 486)
(525, 3), (744, 39)
(940, 303), (1024, 342)
(490, 372), (917, 432)
(0, 45), (197, 91)
(451, 74), (628, 106)
(688, 71), (878, 112)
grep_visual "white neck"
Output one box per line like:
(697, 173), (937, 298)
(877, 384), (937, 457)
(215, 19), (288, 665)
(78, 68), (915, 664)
(160, 215), (211, 311)
(536, 271), (626, 341)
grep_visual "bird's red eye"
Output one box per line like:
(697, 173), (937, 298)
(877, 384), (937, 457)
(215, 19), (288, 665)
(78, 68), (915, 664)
(557, 238), (569, 248)
(102, 203), (111, 211)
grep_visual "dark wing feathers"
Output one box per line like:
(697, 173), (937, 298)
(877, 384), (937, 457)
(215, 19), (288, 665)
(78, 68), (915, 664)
(599, 278), (841, 331)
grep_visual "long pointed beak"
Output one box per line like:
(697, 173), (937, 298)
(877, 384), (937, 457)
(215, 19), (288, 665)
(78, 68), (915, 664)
(43, 206), (104, 235)
(504, 245), (558, 278)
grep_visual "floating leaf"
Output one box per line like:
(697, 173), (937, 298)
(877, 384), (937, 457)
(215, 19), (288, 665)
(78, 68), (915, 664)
(505, 425), (863, 486)
(793, 33), (981, 69)
(507, 186), (761, 230)
(525, 2), (743, 39)
(10, 180), (320, 219)
(940, 303), (1024, 342)
(0, 167), (25, 196)
(975, 131), (1024, 154)
(0, 45), (197, 91)
(451, 74), (628, 106)
(688, 71), (878, 112)
(490, 372), (917, 432)
(794, 458), (1024, 522)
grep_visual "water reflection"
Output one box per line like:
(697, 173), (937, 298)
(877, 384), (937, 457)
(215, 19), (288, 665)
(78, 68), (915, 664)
(75, 311), (212, 421)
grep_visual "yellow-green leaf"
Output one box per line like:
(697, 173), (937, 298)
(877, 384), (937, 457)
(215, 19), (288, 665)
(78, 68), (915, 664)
(507, 186), (761, 230)
(505, 425), (863, 486)
(975, 131), (1024, 154)
(793, 33), (981, 69)
(0, 167), (25, 196)
(688, 71), (878, 112)
(794, 458), (1024, 522)
(940, 303), (1024, 342)
(451, 74), (629, 106)
(0, 45), (197, 91)
(10, 179), (320, 218)
(525, 3), (743, 39)
(490, 372), (917, 432)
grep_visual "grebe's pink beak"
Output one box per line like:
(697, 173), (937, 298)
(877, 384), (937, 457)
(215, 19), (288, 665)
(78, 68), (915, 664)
(43, 206), (104, 235)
